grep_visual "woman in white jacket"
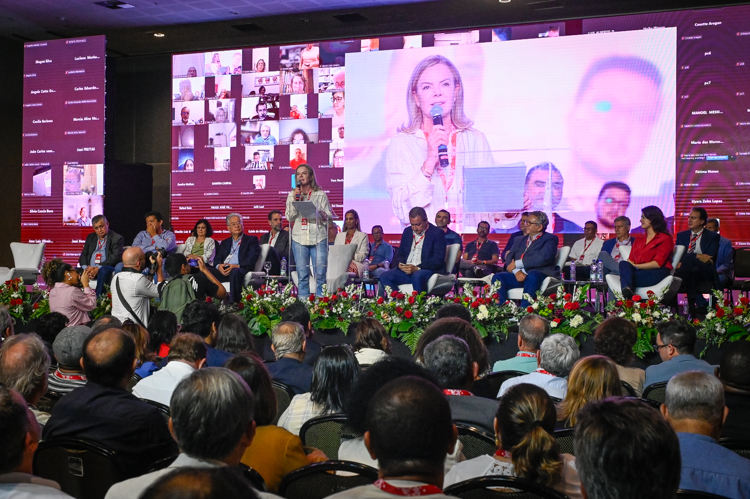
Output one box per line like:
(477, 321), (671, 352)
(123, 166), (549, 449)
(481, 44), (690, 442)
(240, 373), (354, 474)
(333, 209), (369, 277)
(182, 218), (217, 266)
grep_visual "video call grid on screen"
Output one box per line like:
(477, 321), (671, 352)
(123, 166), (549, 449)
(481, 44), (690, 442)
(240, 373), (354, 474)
(169, 8), (750, 246)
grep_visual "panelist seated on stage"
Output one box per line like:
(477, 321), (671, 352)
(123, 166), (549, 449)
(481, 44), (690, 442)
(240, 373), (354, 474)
(491, 211), (559, 307)
(460, 220), (499, 278)
(79, 215), (124, 296)
(618, 206), (674, 301)
(182, 219), (217, 266)
(500, 212), (529, 262)
(259, 210), (290, 262)
(378, 206), (447, 296)
(366, 225), (394, 280)
(565, 220), (603, 280)
(131, 211), (177, 257)
(674, 207), (720, 316)
(435, 210), (462, 274)
(705, 218), (734, 289)
(334, 209), (369, 277)
(209, 213), (260, 303)
(598, 216), (633, 277)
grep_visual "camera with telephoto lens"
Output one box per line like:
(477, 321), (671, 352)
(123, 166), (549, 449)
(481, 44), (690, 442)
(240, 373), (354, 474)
(145, 249), (168, 274)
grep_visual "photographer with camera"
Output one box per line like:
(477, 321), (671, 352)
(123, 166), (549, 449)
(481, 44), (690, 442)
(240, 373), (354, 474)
(111, 247), (165, 327)
(159, 254), (227, 323)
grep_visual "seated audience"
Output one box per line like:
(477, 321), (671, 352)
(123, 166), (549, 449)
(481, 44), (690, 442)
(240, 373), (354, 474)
(594, 316), (645, 395)
(147, 310), (178, 359)
(215, 314), (253, 354)
(43, 259), (96, 326)
(327, 376), (457, 499)
(598, 216), (633, 277)
(139, 467), (260, 499)
(35, 312), (68, 352)
(434, 303), (472, 323)
(423, 335), (499, 434)
(106, 367), (273, 499)
(78, 215), (125, 296)
(575, 398), (681, 499)
(281, 301), (322, 366)
(208, 213), (261, 303)
(132, 333), (207, 406)
(566, 221), (603, 280)
(0, 334), (51, 428)
(0, 305), (13, 340)
(352, 318), (391, 367)
(279, 345), (359, 435)
(226, 354), (323, 492)
(644, 321), (715, 387)
(444, 384), (582, 498)
(43, 329), (178, 476)
(266, 321), (313, 394)
(181, 300), (232, 367)
(334, 209), (369, 277)
(675, 207), (720, 316)
(122, 321), (160, 378)
(0, 385), (73, 498)
(493, 314), (549, 374)
(131, 211), (177, 256)
(705, 218), (734, 289)
(716, 341), (750, 441)
(415, 317), (490, 377)
(460, 220), (499, 278)
(367, 225), (394, 280)
(662, 371), (750, 498)
(48, 325), (91, 394)
(182, 219), (217, 266)
(557, 355), (621, 428)
(111, 247), (164, 326)
(498, 333), (579, 400)
(160, 253), (227, 322)
(90, 314), (122, 334)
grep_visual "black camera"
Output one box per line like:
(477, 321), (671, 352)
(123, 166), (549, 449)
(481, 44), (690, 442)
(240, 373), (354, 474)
(145, 249), (168, 274)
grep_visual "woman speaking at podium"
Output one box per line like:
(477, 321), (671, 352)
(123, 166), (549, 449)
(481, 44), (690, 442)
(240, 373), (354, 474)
(286, 164), (334, 298)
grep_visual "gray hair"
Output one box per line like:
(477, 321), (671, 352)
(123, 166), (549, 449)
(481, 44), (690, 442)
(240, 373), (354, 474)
(226, 213), (243, 227)
(529, 211), (549, 231)
(539, 333), (579, 377)
(271, 321), (305, 359)
(0, 334), (50, 401)
(170, 367), (254, 461)
(665, 370), (724, 427)
(0, 306), (13, 338)
(408, 206), (428, 222)
(92, 214), (108, 226)
(614, 216), (631, 228)
(518, 314), (549, 350)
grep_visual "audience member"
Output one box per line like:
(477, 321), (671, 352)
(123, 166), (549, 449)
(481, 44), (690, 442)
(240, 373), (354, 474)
(675, 207), (720, 316)
(111, 247), (164, 326)
(79, 215), (124, 296)
(209, 213), (261, 303)
(279, 345), (359, 435)
(131, 211), (177, 256)
(48, 325), (91, 394)
(334, 209), (370, 277)
(444, 384), (582, 499)
(43, 259), (96, 326)
(644, 321), (715, 387)
(0, 385), (73, 498)
(0, 334), (51, 427)
(415, 317), (490, 376)
(90, 315), (122, 335)
(181, 300), (231, 367)
(328, 376), (457, 499)
(435, 210), (462, 274)
(423, 335), (498, 434)
(434, 303), (471, 323)
(598, 216), (633, 277)
(35, 312), (68, 352)
(281, 301), (321, 367)
(140, 467), (260, 499)
(147, 310), (178, 359)
(160, 253), (227, 322)
(215, 314), (253, 354)
(498, 333), (579, 399)
(0, 305), (14, 341)
(106, 367), (272, 499)
(557, 355), (621, 428)
(132, 333), (207, 406)
(353, 318), (391, 367)
(566, 221), (602, 280)
(182, 219), (217, 266)
(575, 398), (681, 499)
(705, 218), (735, 289)
(367, 225), (394, 280)
(122, 322), (160, 378)
(493, 314), (548, 373)
(662, 371), (750, 498)
(43, 329), (178, 476)
(716, 341), (750, 441)
(594, 316), (644, 395)
(460, 220), (499, 278)
(266, 321), (313, 394)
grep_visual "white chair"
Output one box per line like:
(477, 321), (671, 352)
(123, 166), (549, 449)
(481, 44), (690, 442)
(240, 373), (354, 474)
(6, 242), (46, 285)
(176, 243), (187, 255)
(397, 243), (461, 296)
(222, 243), (272, 293)
(606, 245), (685, 301)
(506, 246), (571, 300)
(290, 244), (357, 293)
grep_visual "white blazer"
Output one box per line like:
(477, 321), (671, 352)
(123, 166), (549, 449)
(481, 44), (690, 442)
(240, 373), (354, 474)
(182, 236), (216, 265)
(334, 231), (370, 277)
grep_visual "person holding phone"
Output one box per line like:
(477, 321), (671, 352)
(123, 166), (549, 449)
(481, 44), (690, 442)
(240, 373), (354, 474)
(182, 219), (216, 267)
(286, 164), (334, 298)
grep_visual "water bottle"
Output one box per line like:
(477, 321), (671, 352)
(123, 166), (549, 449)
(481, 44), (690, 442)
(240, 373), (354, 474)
(589, 260), (596, 282)
(280, 257), (287, 277)
(383, 260), (390, 270)
(363, 258), (370, 280)
(596, 259), (604, 282)
(570, 260), (576, 281)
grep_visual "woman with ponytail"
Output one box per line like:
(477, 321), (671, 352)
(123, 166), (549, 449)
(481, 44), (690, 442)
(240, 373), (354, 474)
(43, 258), (96, 326)
(444, 383), (582, 498)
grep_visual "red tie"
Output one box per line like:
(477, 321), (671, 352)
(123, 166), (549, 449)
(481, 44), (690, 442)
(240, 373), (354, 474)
(689, 231), (701, 254)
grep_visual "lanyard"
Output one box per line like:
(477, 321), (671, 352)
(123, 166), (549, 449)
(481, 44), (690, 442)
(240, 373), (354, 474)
(269, 231), (277, 246)
(494, 449), (512, 458)
(373, 479), (443, 497)
(535, 368), (555, 377)
(412, 233), (426, 251)
(97, 238), (106, 251)
(614, 238), (630, 261)
(471, 240), (485, 262)
(370, 241), (381, 257)
(516, 352), (537, 358)
(225, 236), (242, 262)
(521, 233), (541, 259)
(54, 370), (86, 381)
(443, 389), (473, 397)
(579, 239), (595, 261)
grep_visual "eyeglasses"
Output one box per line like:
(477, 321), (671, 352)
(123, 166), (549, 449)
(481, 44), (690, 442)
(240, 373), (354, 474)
(331, 96), (344, 102)
(655, 343), (671, 350)
(527, 221), (541, 226)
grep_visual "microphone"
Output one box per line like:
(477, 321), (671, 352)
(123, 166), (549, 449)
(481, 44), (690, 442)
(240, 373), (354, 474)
(295, 189), (300, 202)
(430, 104), (450, 168)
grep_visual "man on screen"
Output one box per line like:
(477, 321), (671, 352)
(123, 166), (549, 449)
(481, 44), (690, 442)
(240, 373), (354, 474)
(244, 151), (265, 171)
(253, 124), (278, 145)
(252, 101), (271, 121)
(290, 148), (306, 169)
(523, 162), (582, 234)
(79, 215), (124, 296)
(179, 107), (195, 125)
(596, 182), (631, 233)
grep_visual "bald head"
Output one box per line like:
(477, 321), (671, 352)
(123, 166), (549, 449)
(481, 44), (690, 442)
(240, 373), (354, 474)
(122, 247), (145, 268)
(0, 334), (50, 405)
(82, 328), (136, 388)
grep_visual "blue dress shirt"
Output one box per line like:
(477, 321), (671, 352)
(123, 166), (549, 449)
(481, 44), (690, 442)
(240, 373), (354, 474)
(677, 432), (750, 499)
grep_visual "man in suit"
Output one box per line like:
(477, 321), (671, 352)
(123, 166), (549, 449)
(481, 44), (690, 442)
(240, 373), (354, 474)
(599, 215), (634, 277)
(208, 213), (260, 303)
(500, 212), (529, 262)
(266, 321), (312, 395)
(644, 321), (715, 387)
(491, 211), (559, 307)
(378, 206), (446, 296)
(259, 210), (290, 274)
(675, 207), (720, 316)
(79, 215), (124, 296)
(705, 218), (734, 289)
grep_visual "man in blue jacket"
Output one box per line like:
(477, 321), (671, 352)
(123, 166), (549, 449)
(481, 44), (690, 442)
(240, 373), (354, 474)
(209, 213), (260, 303)
(675, 207), (720, 316)
(705, 218), (734, 289)
(491, 211), (559, 307)
(379, 206), (446, 295)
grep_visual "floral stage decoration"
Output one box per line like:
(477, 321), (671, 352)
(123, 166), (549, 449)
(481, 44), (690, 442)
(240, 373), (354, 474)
(367, 287), (445, 352)
(90, 287), (112, 320)
(696, 290), (750, 352)
(518, 284), (603, 343)
(0, 278), (48, 323)
(239, 280), (297, 336)
(448, 282), (514, 339)
(605, 289), (676, 358)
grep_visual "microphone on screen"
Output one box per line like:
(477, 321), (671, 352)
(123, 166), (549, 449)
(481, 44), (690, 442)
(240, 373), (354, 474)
(430, 104), (450, 168)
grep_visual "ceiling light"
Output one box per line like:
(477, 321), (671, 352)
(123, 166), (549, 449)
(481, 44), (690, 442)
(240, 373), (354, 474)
(153, 33), (165, 37)
(94, 1), (136, 8)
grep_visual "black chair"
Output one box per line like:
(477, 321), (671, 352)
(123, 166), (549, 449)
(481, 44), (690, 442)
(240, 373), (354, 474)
(620, 381), (637, 397)
(38, 390), (63, 414)
(642, 381), (668, 405)
(300, 414), (361, 460)
(139, 398), (171, 422)
(475, 371), (528, 399)
(732, 249), (750, 295)
(127, 373), (142, 392)
(444, 475), (571, 499)
(675, 490), (733, 498)
(718, 438), (750, 460)
(456, 423), (497, 460)
(277, 460), (379, 499)
(33, 438), (130, 499)
(553, 428), (575, 456)
(240, 463), (268, 492)
(272, 381), (295, 425)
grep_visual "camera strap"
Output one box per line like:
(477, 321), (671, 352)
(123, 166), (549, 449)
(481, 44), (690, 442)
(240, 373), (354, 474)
(115, 276), (148, 329)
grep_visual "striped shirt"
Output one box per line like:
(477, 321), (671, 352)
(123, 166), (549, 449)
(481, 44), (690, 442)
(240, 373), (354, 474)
(46, 369), (87, 394)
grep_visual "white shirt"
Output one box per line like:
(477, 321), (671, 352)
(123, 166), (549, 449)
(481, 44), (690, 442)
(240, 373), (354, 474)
(568, 237), (604, 265)
(406, 232), (426, 266)
(285, 189), (334, 246)
(498, 371), (568, 400)
(132, 361), (196, 406)
(0, 473), (72, 499)
(338, 437), (464, 476)
(110, 270), (160, 326)
(689, 229), (704, 254)
(609, 236), (633, 260)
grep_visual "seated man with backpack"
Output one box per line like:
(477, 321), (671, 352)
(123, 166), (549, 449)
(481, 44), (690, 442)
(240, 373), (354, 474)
(160, 254), (228, 323)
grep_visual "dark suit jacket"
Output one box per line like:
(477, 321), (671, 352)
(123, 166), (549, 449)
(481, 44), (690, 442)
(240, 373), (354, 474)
(266, 356), (313, 395)
(78, 231), (125, 268)
(506, 232), (559, 276)
(601, 236), (634, 254)
(502, 230), (523, 261)
(396, 223), (447, 273)
(676, 229), (720, 262)
(259, 230), (291, 261)
(214, 234), (261, 272)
